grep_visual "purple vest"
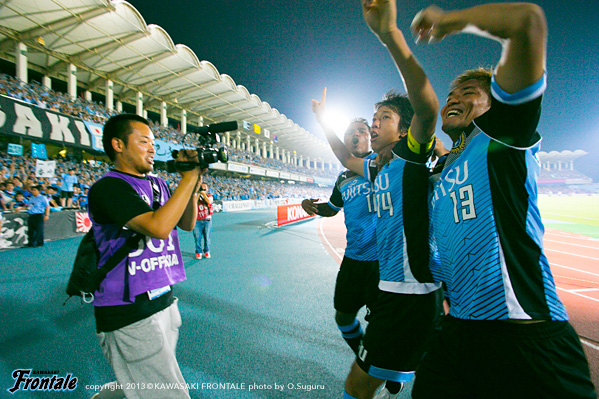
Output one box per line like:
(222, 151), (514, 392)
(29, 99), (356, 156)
(91, 171), (186, 306)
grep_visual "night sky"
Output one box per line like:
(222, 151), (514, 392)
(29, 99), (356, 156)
(126, 0), (599, 181)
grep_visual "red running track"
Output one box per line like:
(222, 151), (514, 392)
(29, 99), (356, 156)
(317, 213), (599, 389)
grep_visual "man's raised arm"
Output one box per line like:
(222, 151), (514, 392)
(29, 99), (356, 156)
(411, 3), (547, 94)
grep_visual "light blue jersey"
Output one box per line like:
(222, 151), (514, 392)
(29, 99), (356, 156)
(430, 74), (568, 321)
(328, 153), (377, 261)
(365, 139), (441, 294)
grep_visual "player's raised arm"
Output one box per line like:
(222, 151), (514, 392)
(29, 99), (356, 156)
(312, 87), (365, 176)
(362, 0), (438, 146)
(411, 3), (547, 94)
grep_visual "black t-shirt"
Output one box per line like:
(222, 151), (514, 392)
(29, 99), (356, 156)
(89, 171), (174, 332)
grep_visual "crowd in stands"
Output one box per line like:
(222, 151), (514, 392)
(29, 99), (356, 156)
(538, 184), (599, 196)
(539, 168), (593, 182)
(0, 73), (338, 179)
(156, 170), (330, 202)
(0, 150), (331, 214)
(0, 73), (114, 124)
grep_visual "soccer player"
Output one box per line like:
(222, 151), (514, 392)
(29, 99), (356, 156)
(313, 0), (441, 397)
(301, 117), (378, 356)
(410, 3), (597, 398)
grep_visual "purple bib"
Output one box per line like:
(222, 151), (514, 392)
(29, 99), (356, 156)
(91, 171), (186, 306)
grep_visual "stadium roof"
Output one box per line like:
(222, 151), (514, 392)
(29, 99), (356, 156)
(538, 150), (588, 163)
(0, 0), (336, 162)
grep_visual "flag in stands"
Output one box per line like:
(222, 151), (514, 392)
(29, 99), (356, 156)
(31, 143), (47, 159)
(76, 212), (92, 233)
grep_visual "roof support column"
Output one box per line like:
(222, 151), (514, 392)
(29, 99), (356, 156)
(255, 139), (260, 156)
(225, 132), (230, 146)
(236, 132), (241, 149)
(246, 136), (251, 152)
(116, 101), (122, 113)
(160, 102), (167, 127)
(16, 42), (28, 84)
(67, 63), (77, 99)
(136, 92), (143, 117)
(198, 116), (204, 126)
(42, 75), (52, 91)
(299, 155), (303, 168)
(262, 142), (267, 158)
(269, 144), (273, 159)
(105, 79), (114, 111)
(181, 109), (187, 134)
(84, 90), (92, 101)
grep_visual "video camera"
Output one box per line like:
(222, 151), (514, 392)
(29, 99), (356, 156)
(166, 121), (237, 172)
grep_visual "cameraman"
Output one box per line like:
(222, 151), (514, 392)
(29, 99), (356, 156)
(194, 182), (213, 259)
(88, 114), (203, 399)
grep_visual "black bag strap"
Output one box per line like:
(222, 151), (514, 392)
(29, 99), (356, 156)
(94, 177), (160, 290)
(94, 232), (145, 286)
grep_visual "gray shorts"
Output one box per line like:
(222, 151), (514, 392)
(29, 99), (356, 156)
(96, 298), (189, 399)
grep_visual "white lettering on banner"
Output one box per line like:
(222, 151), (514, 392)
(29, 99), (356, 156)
(13, 103), (43, 137)
(287, 205), (309, 222)
(46, 113), (75, 144)
(128, 254), (180, 276)
(74, 120), (91, 146)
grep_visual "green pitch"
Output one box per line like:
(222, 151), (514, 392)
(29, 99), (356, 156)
(538, 195), (599, 238)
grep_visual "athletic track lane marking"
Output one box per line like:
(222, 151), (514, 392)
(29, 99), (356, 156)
(545, 248), (598, 261)
(543, 239), (599, 250)
(319, 217), (342, 261)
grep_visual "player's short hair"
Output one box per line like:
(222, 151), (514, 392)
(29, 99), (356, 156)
(375, 91), (413, 135)
(344, 117), (370, 135)
(102, 113), (150, 162)
(450, 67), (493, 96)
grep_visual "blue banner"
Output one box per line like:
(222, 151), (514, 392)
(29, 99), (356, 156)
(31, 143), (47, 159)
(7, 143), (23, 156)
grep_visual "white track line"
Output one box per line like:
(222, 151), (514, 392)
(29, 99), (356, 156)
(542, 213), (599, 222)
(581, 339), (599, 352)
(545, 231), (599, 242)
(544, 238), (599, 250)
(556, 287), (599, 303)
(545, 248), (599, 261)
(569, 288), (599, 293)
(318, 218), (343, 261)
(551, 263), (599, 278)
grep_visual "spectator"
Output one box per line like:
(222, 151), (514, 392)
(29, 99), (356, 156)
(193, 182), (213, 259)
(10, 192), (28, 212)
(26, 185), (49, 247)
